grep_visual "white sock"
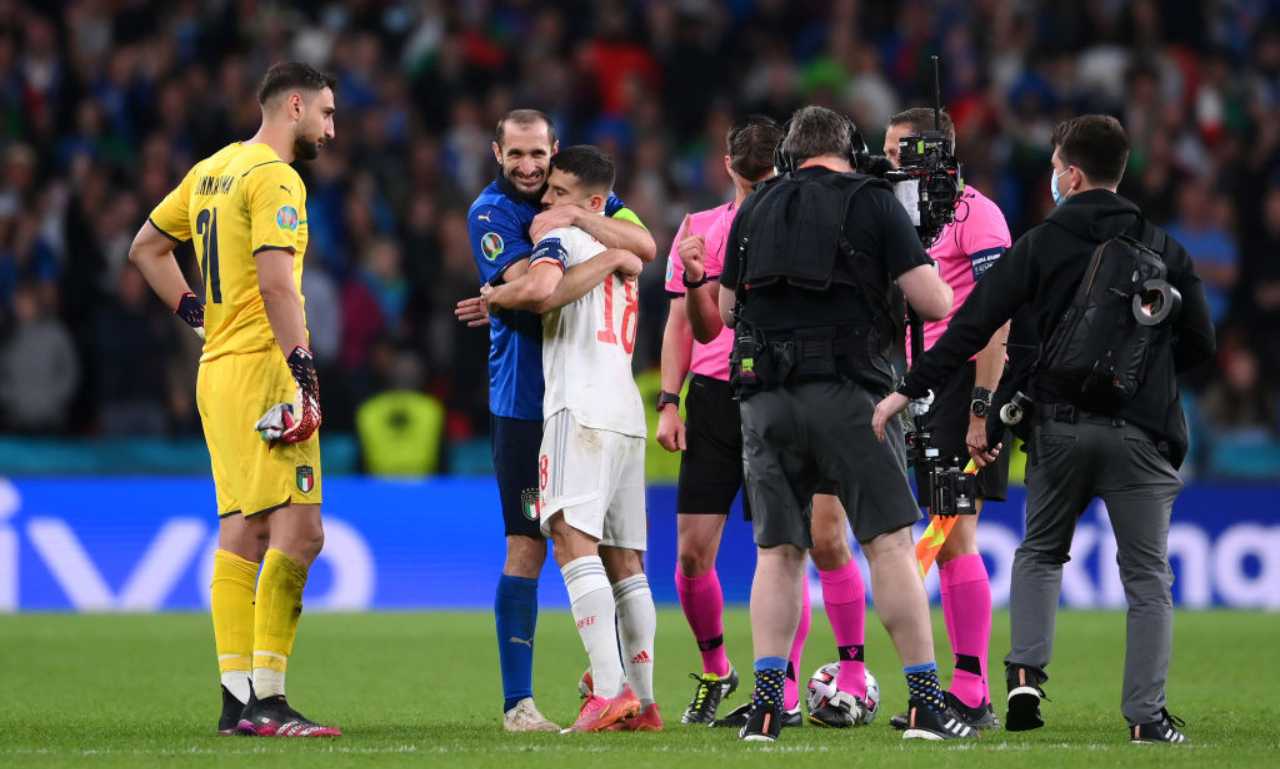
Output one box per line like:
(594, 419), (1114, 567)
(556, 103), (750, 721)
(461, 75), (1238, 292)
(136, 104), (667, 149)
(613, 572), (657, 707)
(252, 667), (286, 699)
(562, 555), (624, 699)
(221, 670), (251, 704)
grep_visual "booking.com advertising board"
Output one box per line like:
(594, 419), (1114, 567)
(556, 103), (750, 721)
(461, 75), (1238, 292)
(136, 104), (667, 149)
(0, 477), (1276, 612)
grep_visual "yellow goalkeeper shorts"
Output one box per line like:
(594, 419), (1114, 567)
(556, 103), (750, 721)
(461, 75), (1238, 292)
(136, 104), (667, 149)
(196, 349), (323, 517)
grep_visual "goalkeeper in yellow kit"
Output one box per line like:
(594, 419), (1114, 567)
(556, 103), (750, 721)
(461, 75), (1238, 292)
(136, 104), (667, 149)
(128, 62), (339, 737)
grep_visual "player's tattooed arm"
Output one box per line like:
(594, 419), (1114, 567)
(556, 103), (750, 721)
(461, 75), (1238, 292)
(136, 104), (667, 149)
(538, 248), (641, 313)
(128, 220), (205, 338)
(531, 206), (657, 263)
(481, 260), (565, 313)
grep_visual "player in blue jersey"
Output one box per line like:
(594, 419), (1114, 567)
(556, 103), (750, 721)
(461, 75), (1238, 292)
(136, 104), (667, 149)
(456, 109), (656, 732)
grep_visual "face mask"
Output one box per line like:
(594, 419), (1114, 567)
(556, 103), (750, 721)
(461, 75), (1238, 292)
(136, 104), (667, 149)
(1051, 168), (1069, 205)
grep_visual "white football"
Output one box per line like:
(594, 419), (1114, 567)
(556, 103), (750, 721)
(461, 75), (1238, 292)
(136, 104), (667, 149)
(806, 662), (881, 724)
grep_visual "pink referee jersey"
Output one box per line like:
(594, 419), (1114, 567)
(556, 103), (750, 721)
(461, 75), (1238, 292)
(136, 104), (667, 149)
(908, 185), (1011, 362)
(665, 200), (737, 382)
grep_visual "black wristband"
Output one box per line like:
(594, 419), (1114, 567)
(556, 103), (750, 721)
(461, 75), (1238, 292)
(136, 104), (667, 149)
(656, 391), (681, 412)
(682, 271), (712, 289)
(175, 292), (204, 329)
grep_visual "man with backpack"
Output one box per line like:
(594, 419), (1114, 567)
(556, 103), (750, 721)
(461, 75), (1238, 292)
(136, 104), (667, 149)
(871, 115), (1215, 744)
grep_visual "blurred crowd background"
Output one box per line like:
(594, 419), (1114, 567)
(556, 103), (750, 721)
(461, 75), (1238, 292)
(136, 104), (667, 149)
(2, 0), (1279, 479)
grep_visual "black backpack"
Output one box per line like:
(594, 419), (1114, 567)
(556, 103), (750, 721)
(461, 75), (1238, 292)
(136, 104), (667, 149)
(1038, 221), (1178, 412)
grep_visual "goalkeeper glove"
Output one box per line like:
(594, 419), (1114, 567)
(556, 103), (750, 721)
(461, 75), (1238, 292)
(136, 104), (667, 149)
(254, 346), (321, 445)
(175, 292), (205, 340)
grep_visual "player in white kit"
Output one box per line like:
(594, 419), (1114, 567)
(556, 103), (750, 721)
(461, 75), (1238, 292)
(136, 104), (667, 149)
(479, 145), (661, 734)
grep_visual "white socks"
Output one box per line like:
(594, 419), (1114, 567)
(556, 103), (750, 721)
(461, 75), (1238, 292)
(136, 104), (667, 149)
(562, 556), (624, 699)
(221, 670), (251, 704)
(614, 573), (657, 707)
(253, 667), (286, 699)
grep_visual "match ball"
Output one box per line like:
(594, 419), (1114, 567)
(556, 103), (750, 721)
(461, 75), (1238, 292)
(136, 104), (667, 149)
(806, 662), (880, 724)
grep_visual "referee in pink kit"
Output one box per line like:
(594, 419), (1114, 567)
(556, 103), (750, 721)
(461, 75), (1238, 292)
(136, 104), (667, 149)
(658, 116), (876, 729)
(883, 107), (1013, 732)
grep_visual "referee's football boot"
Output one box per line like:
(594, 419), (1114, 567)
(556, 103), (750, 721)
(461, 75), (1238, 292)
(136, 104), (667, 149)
(900, 699), (977, 741)
(236, 686), (342, 737)
(217, 685), (246, 735)
(714, 701), (802, 728)
(1005, 664), (1048, 732)
(1129, 709), (1189, 745)
(892, 691), (999, 731)
(681, 667), (739, 725)
(738, 702), (784, 743)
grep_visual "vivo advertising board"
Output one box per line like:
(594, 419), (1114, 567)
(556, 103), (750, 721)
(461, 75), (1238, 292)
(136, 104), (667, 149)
(0, 477), (1275, 612)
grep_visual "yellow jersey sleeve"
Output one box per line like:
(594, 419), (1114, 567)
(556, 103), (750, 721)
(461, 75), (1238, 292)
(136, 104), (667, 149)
(149, 166), (197, 242)
(245, 162), (305, 255)
(610, 206), (645, 229)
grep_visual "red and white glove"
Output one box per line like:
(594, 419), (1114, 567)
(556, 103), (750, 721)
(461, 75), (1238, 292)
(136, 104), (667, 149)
(175, 292), (205, 340)
(255, 346), (321, 445)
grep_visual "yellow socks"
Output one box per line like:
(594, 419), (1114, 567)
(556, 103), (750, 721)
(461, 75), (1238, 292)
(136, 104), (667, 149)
(211, 549), (259, 702)
(252, 548), (309, 698)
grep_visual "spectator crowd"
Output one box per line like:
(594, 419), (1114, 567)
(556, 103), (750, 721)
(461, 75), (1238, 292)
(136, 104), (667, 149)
(2, 0), (1279, 476)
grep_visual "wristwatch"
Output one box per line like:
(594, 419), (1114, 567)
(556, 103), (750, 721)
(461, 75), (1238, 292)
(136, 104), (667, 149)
(682, 270), (710, 289)
(970, 386), (993, 418)
(656, 391), (681, 412)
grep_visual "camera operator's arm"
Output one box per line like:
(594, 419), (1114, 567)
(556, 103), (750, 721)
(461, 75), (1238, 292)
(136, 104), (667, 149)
(874, 235), (1035, 442)
(902, 236), (1035, 400)
(898, 266), (952, 321)
(1161, 238), (1216, 371)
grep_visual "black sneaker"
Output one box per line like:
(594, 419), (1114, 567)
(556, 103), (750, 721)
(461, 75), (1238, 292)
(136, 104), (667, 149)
(218, 685), (246, 735)
(945, 691), (1000, 730)
(808, 691), (865, 728)
(714, 701), (802, 728)
(900, 699), (977, 740)
(739, 702), (784, 742)
(1130, 709), (1188, 744)
(681, 668), (739, 725)
(1005, 664), (1047, 732)
(236, 689), (342, 737)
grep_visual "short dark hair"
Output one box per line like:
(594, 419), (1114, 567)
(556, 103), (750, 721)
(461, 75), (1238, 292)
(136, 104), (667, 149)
(727, 115), (783, 181)
(495, 109), (557, 148)
(548, 145), (615, 193)
(780, 106), (854, 165)
(257, 62), (336, 105)
(1052, 115), (1130, 187)
(888, 107), (956, 148)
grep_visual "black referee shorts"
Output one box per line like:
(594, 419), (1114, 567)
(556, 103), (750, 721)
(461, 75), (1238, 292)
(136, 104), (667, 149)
(491, 414), (545, 539)
(677, 375), (751, 519)
(912, 360), (1012, 505)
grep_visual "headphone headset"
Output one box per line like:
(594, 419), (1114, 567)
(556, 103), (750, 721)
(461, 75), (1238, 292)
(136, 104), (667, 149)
(774, 111), (868, 175)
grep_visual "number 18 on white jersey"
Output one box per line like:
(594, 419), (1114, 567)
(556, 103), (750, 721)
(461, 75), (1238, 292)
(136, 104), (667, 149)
(531, 226), (646, 438)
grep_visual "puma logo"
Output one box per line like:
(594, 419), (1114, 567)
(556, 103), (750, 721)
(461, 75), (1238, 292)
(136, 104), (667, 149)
(477, 212), (491, 222)
(508, 636), (534, 648)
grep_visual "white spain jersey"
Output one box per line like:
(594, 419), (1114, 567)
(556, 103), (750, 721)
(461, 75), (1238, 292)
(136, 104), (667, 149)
(532, 225), (646, 438)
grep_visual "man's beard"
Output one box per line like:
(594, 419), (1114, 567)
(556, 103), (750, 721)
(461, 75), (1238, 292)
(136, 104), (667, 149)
(505, 170), (546, 203)
(294, 136), (321, 161)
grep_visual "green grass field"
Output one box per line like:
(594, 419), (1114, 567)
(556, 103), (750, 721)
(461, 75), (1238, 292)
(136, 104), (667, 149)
(1, 609), (1276, 768)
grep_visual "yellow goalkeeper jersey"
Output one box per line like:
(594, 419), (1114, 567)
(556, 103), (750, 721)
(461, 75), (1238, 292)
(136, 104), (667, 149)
(148, 142), (309, 363)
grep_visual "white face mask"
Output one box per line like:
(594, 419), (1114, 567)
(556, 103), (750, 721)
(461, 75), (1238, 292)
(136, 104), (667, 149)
(1051, 168), (1070, 205)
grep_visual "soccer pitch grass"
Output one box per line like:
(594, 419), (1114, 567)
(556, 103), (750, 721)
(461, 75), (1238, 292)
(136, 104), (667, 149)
(1, 609), (1275, 768)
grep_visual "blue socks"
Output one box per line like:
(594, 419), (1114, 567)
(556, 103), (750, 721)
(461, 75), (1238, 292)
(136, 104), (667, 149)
(905, 661), (947, 712)
(751, 656), (788, 709)
(496, 575), (538, 713)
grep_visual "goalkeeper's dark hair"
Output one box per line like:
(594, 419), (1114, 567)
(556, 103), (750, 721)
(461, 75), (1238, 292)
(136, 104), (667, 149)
(548, 145), (615, 194)
(258, 62), (337, 105)
(727, 115), (783, 181)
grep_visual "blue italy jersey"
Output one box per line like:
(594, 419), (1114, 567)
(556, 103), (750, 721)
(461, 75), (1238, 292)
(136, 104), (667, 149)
(468, 173), (629, 420)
